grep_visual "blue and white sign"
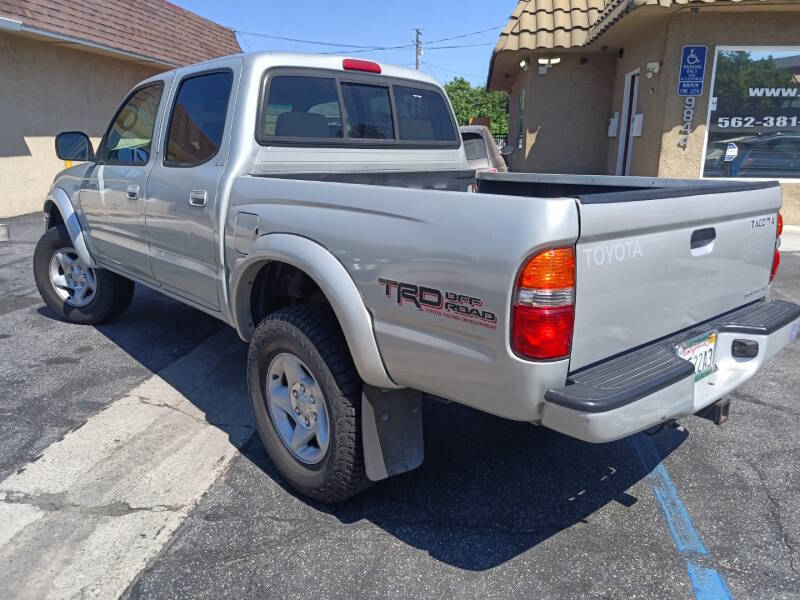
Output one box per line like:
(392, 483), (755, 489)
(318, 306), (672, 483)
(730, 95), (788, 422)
(678, 45), (707, 96)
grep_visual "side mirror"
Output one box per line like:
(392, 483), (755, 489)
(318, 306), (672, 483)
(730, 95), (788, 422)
(55, 131), (94, 162)
(500, 144), (515, 157)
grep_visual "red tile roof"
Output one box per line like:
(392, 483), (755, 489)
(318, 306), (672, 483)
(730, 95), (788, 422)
(0, 0), (241, 67)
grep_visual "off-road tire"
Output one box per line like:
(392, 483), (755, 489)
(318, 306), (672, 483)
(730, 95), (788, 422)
(247, 304), (370, 503)
(33, 225), (135, 324)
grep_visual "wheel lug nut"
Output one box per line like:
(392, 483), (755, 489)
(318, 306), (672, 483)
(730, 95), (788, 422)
(294, 406), (300, 414)
(309, 396), (315, 404)
(292, 389), (298, 398)
(304, 418), (310, 427)
(300, 384), (305, 394)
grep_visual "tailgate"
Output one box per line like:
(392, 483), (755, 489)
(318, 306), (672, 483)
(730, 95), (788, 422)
(571, 182), (781, 370)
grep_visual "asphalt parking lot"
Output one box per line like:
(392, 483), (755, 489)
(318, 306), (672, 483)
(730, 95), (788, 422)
(1, 212), (798, 599)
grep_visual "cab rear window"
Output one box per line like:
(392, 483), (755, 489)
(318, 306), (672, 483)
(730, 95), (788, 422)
(394, 85), (457, 142)
(258, 71), (457, 146)
(263, 76), (343, 139)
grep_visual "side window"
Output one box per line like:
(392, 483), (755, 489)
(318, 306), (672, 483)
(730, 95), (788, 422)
(100, 83), (163, 164)
(393, 85), (457, 142)
(262, 76), (342, 138)
(165, 71), (233, 167)
(340, 83), (394, 139)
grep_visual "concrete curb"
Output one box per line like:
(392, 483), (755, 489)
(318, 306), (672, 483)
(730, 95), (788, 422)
(782, 225), (800, 252)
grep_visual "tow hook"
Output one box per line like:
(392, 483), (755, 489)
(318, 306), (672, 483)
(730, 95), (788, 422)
(697, 398), (731, 426)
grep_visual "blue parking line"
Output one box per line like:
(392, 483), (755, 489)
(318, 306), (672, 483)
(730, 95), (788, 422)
(629, 434), (732, 600)
(687, 562), (733, 600)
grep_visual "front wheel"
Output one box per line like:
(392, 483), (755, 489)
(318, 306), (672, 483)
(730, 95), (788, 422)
(247, 304), (370, 503)
(33, 225), (134, 324)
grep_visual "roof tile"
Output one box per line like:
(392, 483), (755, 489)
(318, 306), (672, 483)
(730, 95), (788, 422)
(494, 0), (757, 53)
(0, 0), (240, 66)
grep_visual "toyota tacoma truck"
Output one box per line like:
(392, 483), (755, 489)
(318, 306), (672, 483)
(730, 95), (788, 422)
(34, 52), (800, 502)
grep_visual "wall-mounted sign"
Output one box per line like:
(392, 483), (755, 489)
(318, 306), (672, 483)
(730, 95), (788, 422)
(678, 45), (707, 96)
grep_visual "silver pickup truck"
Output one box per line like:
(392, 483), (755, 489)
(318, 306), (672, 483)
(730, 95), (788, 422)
(35, 53), (799, 502)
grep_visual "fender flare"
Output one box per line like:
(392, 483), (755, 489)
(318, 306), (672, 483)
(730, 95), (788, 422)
(45, 188), (96, 268)
(230, 233), (400, 389)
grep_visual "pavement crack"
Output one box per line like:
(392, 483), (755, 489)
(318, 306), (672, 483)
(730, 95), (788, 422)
(135, 395), (207, 424)
(743, 457), (799, 576)
(0, 490), (186, 517)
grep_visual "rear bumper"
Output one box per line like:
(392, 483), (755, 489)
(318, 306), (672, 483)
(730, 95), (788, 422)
(542, 300), (800, 443)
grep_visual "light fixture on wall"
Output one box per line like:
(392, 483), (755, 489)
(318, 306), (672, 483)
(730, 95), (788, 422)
(646, 61), (661, 95)
(520, 58), (529, 72)
(537, 56), (561, 75)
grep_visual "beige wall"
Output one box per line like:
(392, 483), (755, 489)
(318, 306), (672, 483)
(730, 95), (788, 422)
(604, 20), (671, 177)
(0, 32), (160, 218)
(508, 53), (617, 174)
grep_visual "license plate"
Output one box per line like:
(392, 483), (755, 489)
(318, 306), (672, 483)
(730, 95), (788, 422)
(676, 331), (717, 381)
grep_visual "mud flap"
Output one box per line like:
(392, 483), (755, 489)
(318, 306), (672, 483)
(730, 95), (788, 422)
(361, 385), (424, 481)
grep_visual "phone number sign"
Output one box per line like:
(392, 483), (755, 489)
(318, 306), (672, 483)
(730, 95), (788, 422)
(678, 45), (707, 96)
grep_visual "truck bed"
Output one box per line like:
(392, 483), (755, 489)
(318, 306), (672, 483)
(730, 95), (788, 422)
(476, 172), (778, 202)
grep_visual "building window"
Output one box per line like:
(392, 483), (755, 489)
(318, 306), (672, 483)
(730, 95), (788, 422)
(703, 47), (800, 180)
(517, 90), (526, 149)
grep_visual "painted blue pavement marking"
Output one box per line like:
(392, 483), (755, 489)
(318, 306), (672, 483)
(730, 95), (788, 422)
(687, 562), (734, 600)
(630, 434), (708, 555)
(629, 434), (732, 600)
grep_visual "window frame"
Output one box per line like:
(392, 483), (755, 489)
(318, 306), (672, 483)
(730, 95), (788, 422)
(162, 67), (234, 169)
(96, 81), (165, 167)
(700, 45), (800, 183)
(255, 67), (461, 149)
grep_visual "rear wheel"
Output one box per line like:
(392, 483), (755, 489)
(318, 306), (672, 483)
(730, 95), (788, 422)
(247, 304), (370, 503)
(33, 225), (134, 324)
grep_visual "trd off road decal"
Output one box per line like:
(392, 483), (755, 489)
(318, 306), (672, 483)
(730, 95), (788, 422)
(378, 278), (497, 330)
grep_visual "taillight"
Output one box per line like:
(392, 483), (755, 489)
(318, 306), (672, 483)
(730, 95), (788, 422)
(771, 212), (782, 283)
(342, 59), (381, 73)
(511, 247), (575, 360)
(770, 250), (781, 283)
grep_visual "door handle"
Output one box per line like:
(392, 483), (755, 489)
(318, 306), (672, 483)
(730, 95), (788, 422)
(189, 189), (207, 207)
(691, 227), (716, 249)
(126, 184), (139, 200)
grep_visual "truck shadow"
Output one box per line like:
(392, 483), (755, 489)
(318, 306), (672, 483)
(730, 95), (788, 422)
(64, 286), (687, 572)
(243, 400), (687, 571)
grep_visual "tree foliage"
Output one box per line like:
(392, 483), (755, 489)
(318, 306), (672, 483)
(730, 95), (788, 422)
(714, 51), (796, 112)
(443, 77), (509, 136)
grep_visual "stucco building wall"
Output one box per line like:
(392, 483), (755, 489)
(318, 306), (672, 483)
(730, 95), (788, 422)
(510, 53), (616, 174)
(0, 32), (160, 218)
(604, 19), (670, 177)
(504, 8), (800, 223)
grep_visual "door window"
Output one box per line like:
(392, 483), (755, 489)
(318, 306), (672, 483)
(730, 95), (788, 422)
(164, 71), (234, 167)
(99, 83), (163, 165)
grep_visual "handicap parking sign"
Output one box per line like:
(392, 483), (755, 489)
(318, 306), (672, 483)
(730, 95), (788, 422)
(678, 45), (707, 96)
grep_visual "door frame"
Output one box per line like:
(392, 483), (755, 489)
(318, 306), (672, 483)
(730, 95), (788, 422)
(615, 68), (641, 176)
